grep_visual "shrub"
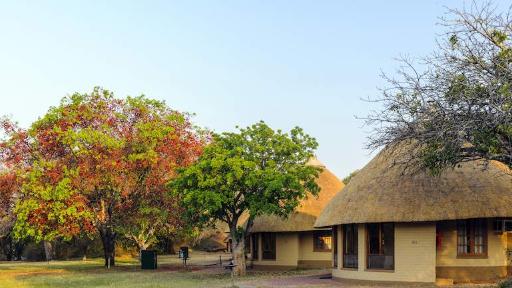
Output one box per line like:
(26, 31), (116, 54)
(498, 278), (512, 288)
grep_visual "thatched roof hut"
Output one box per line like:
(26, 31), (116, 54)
(315, 143), (512, 228)
(251, 159), (343, 232)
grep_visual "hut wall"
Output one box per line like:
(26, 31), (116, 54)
(297, 231), (332, 268)
(332, 223), (436, 283)
(252, 232), (299, 268)
(436, 219), (509, 281)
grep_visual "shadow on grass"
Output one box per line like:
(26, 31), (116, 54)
(0, 256), (331, 288)
(0, 258), (239, 288)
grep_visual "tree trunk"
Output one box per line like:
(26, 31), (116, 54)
(0, 236), (12, 261)
(168, 238), (176, 254)
(231, 236), (246, 276)
(82, 244), (88, 261)
(99, 226), (116, 267)
(78, 238), (89, 261)
(228, 215), (253, 276)
(160, 237), (176, 254)
(14, 239), (24, 260)
(43, 241), (53, 261)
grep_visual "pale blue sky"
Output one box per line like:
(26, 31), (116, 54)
(0, 0), (465, 178)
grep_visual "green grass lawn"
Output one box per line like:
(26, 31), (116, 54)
(0, 257), (500, 288)
(0, 253), (328, 288)
(0, 254), (238, 288)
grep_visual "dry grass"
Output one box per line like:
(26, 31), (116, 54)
(0, 252), (503, 288)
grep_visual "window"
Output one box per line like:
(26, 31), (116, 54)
(313, 230), (332, 252)
(262, 233), (276, 260)
(244, 235), (250, 254)
(492, 218), (512, 233)
(226, 239), (232, 252)
(251, 233), (259, 260)
(343, 224), (358, 268)
(332, 226), (338, 268)
(366, 223), (394, 270)
(457, 219), (487, 257)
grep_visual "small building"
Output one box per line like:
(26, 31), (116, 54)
(315, 144), (512, 284)
(248, 159), (344, 269)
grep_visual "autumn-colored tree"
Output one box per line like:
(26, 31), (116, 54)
(0, 168), (20, 260)
(0, 88), (204, 266)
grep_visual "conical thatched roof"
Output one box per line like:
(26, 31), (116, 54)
(315, 143), (512, 228)
(250, 160), (344, 232)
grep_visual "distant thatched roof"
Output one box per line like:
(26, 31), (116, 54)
(315, 143), (512, 227)
(250, 160), (344, 232)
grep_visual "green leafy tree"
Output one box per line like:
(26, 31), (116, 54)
(365, 2), (512, 172)
(170, 121), (321, 276)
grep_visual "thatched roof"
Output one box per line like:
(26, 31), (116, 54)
(315, 143), (512, 227)
(250, 160), (344, 232)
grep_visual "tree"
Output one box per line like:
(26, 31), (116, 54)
(365, 2), (512, 173)
(120, 198), (182, 258)
(0, 170), (21, 260)
(0, 88), (204, 266)
(170, 121), (321, 276)
(342, 169), (359, 185)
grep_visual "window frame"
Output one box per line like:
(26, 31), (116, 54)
(366, 223), (394, 271)
(332, 226), (338, 268)
(313, 230), (333, 252)
(456, 219), (488, 258)
(342, 224), (358, 269)
(261, 232), (276, 260)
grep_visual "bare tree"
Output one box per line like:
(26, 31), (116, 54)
(365, 1), (512, 173)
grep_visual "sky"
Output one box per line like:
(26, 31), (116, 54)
(0, 0), (467, 178)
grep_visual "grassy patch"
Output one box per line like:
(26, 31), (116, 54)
(0, 256), (233, 288)
(0, 253), (331, 288)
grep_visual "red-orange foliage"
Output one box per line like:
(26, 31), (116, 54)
(0, 88), (205, 265)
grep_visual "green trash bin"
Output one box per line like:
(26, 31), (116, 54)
(141, 250), (157, 269)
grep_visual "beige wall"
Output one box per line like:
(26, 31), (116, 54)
(251, 231), (333, 268)
(436, 219), (508, 267)
(252, 232), (300, 267)
(331, 220), (511, 283)
(298, 231), (332, 261)
(332, 223), (437, 283)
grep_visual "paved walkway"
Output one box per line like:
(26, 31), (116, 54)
(237, 274), (496, 288)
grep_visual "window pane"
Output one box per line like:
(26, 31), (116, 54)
(262, 233), (276, 260)
(321, 236), (332, 250)
(343, 224), (358, 268)
(252, 234), (258, 260)
(367, 223), (380, 255)
(457, 222), (467, 254)
(382, 223), (394, 257)
(314, 231), (332, 251)
(457, 219), (487, 256)
(382, 223), (394, 270)
(244, 236), (250, 254)
(367, 223), (394, 270)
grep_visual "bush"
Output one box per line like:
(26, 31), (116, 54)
(498, 278), (512, 288)
(21, 242), (45, 261)
(54, 237), (103, 260)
